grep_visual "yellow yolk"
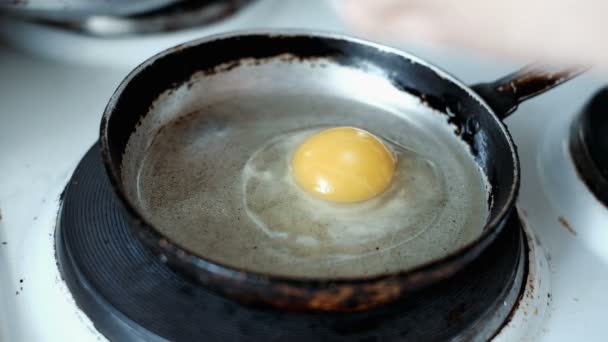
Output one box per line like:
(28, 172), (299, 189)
(291, 127), (396, 203)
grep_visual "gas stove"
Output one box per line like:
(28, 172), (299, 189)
(1, 1), (607, 341)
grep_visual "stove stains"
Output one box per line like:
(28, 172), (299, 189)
(558, 216), (577, 236)
(17, 278), (24, 294)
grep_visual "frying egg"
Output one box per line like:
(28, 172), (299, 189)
(242, 126), (448, 257)
(291, 127), (396, 203)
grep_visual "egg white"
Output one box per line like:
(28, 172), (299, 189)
(243, 128), (450, 260)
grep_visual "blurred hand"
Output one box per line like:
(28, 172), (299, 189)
(338, 0), (608, 66)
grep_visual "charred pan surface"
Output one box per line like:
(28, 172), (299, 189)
(140, 222), (489, 312)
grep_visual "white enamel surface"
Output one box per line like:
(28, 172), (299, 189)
(1, 0), (607, 341)
(500, 76), (608, 341)
(540, 113), (608, 264)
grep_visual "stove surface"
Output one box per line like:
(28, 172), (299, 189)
(1, 1), (607, 341)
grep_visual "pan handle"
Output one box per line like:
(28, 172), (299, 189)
(471, 65), (587, 120)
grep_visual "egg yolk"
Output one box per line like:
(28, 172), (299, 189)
(291, 127), (396, 203)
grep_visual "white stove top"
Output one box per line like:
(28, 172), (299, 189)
(1, 1), (607, 341)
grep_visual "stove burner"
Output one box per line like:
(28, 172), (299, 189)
(12, 0), (257, 37)
(570, 87), (608, 207)
(56, 143), (527, 342)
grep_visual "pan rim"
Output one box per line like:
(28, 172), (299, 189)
(99, 29), (520, 285)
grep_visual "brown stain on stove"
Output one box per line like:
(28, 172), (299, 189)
(558, 216), (577, 236)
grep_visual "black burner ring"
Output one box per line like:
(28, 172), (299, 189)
(570, 86), (608, 207)
(56, 143), (527, 342)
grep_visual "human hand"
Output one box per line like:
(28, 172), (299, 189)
(337, 0), (608, 66)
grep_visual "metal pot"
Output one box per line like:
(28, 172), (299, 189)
(1, 0), (259, 37)
(100, 31), (580, 312)
(0, 0), (183, 20)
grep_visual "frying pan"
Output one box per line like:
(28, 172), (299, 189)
(100, 31), (580, 312)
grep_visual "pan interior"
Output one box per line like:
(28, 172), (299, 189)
(121, 57), (489, 278)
